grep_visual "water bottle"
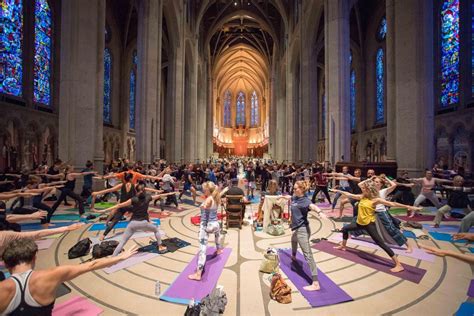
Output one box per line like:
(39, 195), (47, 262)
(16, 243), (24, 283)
(155, 280), (161, 296)
(189, 298), (195, 307)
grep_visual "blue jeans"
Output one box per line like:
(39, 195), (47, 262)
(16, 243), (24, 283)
(332, 186), (351, 209)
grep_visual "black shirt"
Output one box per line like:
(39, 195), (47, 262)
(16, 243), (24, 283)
(130, 194), (152, 221)
(225, 186), (245, 205)
(447, 187), (470, 208)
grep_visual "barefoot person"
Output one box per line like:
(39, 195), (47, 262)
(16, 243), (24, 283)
(189, 181), (223, 281)
(280, 180), (325, 291)
(0, 238), (137, 314)
(96, 181), (168, 256)
(331, 179), (421, 273)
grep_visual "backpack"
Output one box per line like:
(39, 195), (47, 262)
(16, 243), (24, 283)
(259, 250), (279, 274)
(92, 240), (119, 259)
(68, 238), (92, 259)
(267, 219), (285, 236)
(200, 287), (228, 315)
(270, 273), (292, 304)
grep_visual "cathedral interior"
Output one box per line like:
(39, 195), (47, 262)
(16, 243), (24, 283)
(0, 0), (474, 315)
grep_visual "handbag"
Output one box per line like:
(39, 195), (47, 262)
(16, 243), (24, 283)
(259, 252), (279, 273)
(267, 219), (285, 236)
(270, 273), (292, 304)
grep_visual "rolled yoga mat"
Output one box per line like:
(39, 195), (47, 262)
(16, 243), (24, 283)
(328, 235), (435, 262)
(160, 247), (231, 305)
(89, 219), (161, 231)
(312, 240), (426, 284)
(278, 249), (353, 307)
(52, 296), (103, 316)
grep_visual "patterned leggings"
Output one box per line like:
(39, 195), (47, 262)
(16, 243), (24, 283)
(197, 221), (222, 271)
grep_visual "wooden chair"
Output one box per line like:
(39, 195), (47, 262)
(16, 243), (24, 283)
(223, 194), (244, 229)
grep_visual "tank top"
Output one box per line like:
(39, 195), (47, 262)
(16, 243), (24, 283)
(200, 198), (218, 223)
(422, 178), (435, 194)
(65, 174), (75, 190)
(120, 183), (136, 203)
(356, 198), (376, 226)
(4, 270), (55, 316)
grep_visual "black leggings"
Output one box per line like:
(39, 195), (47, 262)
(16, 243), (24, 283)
(52, 188), (85, 214)
(33, 201), (55, 224)
(342, 221), (395, 257)
(312, 186), (332, 204)
(103, 206), (132, 237)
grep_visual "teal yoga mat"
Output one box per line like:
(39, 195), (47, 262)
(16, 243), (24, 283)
(89, 219), (161, 231)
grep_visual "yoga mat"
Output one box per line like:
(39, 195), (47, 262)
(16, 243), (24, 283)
(51, 213), (81, 221)
(52, 296), (103, 316)
(138, 237), (190, 254)
(428, 232), (467, 243)
(89, 231), (166, 245)
(456, 302), (474, 316)
(21, 221), (76, 231)
(332, 216), (353, 223)
(103, 252), (159, 274)
(403, 231), (416, 239)
(388, 208), (409, 215)
(89, 219), (161, 231)
(312, 240), (426, 284)
(278, 249), (353, 307)
(468, 280), (474, 297)
(329, 235), (435, 262)
(94, 202), (117, 209)
(422, 224), (469, 234)
(395, 215), (459, 222)
(160, 247), (231, 305)
(470, 248), (474, 254)
(36, 238), (55, 250)
(56, 283), (71, 298)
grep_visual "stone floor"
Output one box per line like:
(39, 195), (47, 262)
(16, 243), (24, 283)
(32, 195), (472, 316)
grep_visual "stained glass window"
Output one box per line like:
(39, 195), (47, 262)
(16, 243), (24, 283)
(440, 0), (459, 107)
(0, 0), (23, 97)
(322, 93), (326, 138)
(103, 48), (112, 124)
(251, 91), (258, 127)
(350, 70), (356, 131)
(471, 2), (474, 97)
(33, 0), (51, 106)
(129, 51), (137, 130)
(223, 90), (231, 127)
(236, 91), (245, 126)
(376, 48), (384, 124)
(377, 17), (387, 41)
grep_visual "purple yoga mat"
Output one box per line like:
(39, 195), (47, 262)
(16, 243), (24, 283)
(160, 247), (231, 305)
(278, 249), (353, 307)
(468, 280), (474, 297)
(396, 215), (459, 222)
(312, 240), (426, 284)
(103, 252), (159, 274)
(328, 235), (435, 262)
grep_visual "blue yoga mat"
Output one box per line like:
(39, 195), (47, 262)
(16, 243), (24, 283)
(456, 302), (474, 316)
(21, 221), (76, 231)
(428, 231), (467, 243)
(89, 219), (161, 231)
(422, 224), (470, 234)
(403, 231), (416, 239)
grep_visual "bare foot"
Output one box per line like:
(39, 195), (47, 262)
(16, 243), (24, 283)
(215, 249), (224, 255)
(334, 245), (347, 251)
(188, 271), (202, 281)
(303, 282), (320, 291)
(157, 245), (167, 253)
(431, 224), (440, 228)
(405, 246), (413, 254)
(390, 265), (405, 273)
(99, 235), (105, 241)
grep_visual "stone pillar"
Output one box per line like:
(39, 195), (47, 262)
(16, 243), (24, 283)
(386, 0), (434, 175)
(136, 0), (160, 164)
(324, 0), (351, 165)
(154, 0), (163, 161)
(58, 0), (105, 169)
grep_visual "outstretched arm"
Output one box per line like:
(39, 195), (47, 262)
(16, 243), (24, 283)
(373, 198), (421, 212)
(330, 189), (362, 201)
(6, 211), (48, 223)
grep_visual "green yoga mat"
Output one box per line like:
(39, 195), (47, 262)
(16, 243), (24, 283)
(389, 208), (408, 215)
(51, 214), (81, 221)
(94, 202), (117, 209)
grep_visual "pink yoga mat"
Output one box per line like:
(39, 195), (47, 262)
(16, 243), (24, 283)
(103, 252), (159, 274)
(53, 296), (103, 316)
(36, 239), (55, 250)
(328, 235), (435, 262)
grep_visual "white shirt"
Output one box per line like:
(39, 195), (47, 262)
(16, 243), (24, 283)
(375, 188), (389, 212)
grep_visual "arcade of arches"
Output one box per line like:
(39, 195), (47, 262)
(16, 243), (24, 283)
(1, 0), (473, 175)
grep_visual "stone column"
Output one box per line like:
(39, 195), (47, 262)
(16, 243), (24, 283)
(136, 0), (159, 164)
(386, 0), (434, 175)
(154, 0), (163, 161)
(324, 0), (351, 164)
(58, 0), (105, 169)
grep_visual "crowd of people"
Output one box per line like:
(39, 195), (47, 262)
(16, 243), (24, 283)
(0, 156), (472, 313)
